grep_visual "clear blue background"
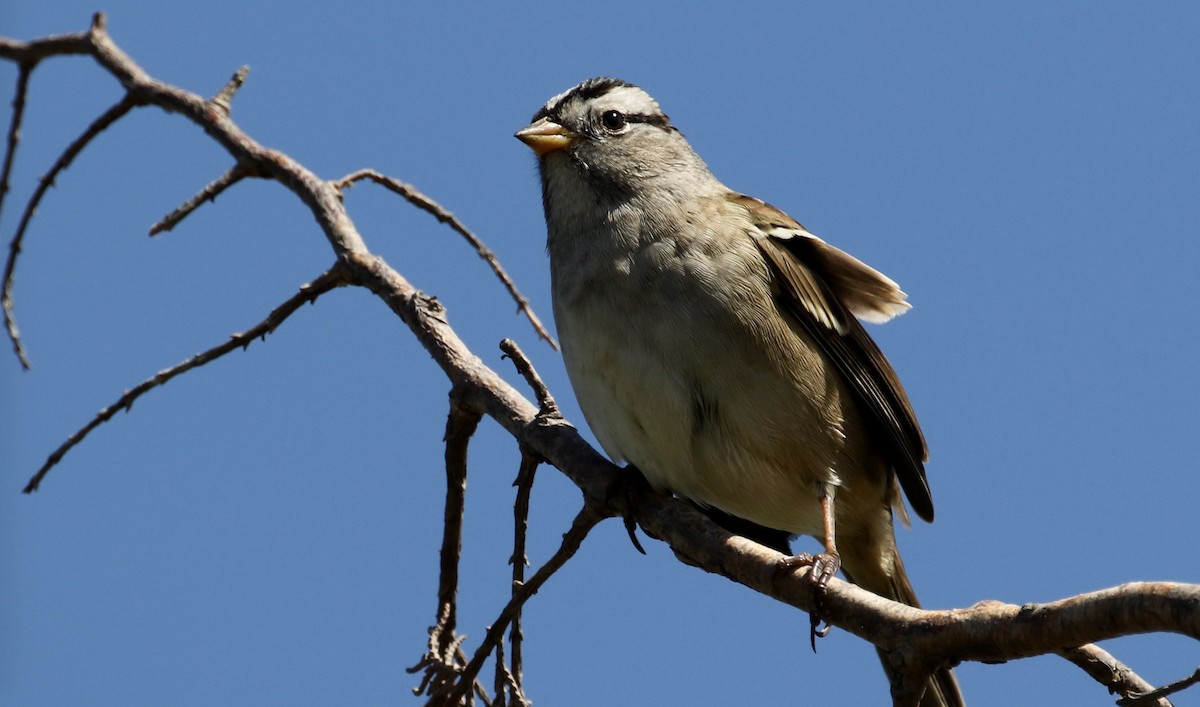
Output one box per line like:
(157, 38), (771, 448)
(4, 3), (1198, 705)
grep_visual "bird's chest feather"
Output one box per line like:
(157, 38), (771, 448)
(550, 220), (847, 534)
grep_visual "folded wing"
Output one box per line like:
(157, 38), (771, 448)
(731, 193), (934, 522)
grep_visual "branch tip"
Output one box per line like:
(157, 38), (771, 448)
(1119, 666), (1200, 707)
(500, 339), (558, 419)
(210, 66), (250, 116)
(1055, 644), (1173, 706)
(149, 163), (250, 236)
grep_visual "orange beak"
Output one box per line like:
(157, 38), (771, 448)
(515, 117), (575, 156)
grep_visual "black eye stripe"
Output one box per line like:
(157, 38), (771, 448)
(621, 112), (671, 128)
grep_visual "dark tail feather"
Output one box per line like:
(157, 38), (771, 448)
(842, 548), (966, 707)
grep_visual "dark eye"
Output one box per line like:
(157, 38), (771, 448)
(600, 110), (627, 131)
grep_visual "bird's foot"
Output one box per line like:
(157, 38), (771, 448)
(776, 550), (841, 651)
(778, 550), (841, 593)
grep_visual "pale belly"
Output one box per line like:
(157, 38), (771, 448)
(555, 273), (858, 538)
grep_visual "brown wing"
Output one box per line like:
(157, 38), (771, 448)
(730, 194), (934, 522)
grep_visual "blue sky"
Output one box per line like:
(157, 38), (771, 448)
(3, 3), (1199, 705)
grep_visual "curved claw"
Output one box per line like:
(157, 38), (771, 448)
(623, 513), (647, 555)
(776, 550), (842, 652)
(607, 465), (653, 555)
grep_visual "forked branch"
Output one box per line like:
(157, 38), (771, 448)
(444, 504), (603, 706)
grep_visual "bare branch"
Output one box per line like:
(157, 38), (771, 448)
(447, 505), (603, 705)
(598, 478), (1200, 690)
(499, 339), (558, 419)
(1120, 667), (1200, 707)
(3, 94), (139, 369)
(0, 26), (92, 64)
(409, 394), (485, 705)
(149, 162), (255, 235)
(1059, 644), (1173, 707)
(0, 62), (33, 367)
(409, 609), (495, 706)
(491, 640), (507, 707)
(507, 452), (538, 699)
(438, 395), (480, 650)
(335, 169), (557, 351)
(492, 640), (529, 707)
(21, 267), (344, 493)
(0, 61), (32, 228)
(210, 65), (249, 116)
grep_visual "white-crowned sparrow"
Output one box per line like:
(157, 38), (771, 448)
(516, 77), (963, 707)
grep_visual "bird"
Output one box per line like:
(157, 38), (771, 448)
(515, 77), (964, 707)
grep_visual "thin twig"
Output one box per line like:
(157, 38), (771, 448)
(508, 452), (538, 698)
(21, 267), (344, 493)
(0, 60), (33, 227)
(408, 395), (483, 706)
(492, 639), (507, 707)
(1119, 666), (1200, 707)
(0, 62), (34, 368)
(149, 162), (255, 235)
(456, 644), (494, 707)
(3, 94), (139, 369)
(408, 604), (465, 698)
(493, 646), (528, 707)
(210, 65), (249, 116)
(448, 504), (602, 704)
(334, 169), (557, 351)
(438, 395), (480, 654)
(499, 339), (558, 418)
(1058, 644), (1172, 706)
(409, 611), (495, 706)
